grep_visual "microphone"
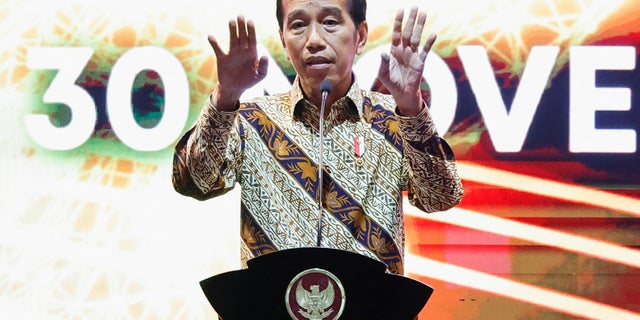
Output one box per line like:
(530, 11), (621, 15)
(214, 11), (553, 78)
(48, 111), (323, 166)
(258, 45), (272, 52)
(320, 79), (332, 102)
(316, 79), (332, 247)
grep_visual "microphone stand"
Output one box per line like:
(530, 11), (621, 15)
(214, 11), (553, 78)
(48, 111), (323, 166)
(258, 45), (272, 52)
(316, 79), (332, 247)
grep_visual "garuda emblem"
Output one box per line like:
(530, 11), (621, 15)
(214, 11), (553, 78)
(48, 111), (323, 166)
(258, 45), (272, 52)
(285, 268), (345, 320)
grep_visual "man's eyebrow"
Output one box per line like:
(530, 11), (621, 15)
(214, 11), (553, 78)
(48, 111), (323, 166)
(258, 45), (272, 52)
(321, 6), (343, 18)
(286, 9), (306, 22)
(286, 6), (343, 22)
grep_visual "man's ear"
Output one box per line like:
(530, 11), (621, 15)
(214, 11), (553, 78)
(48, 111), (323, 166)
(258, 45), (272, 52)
(280, 30), (290, 61)
(355, 21), (368, 55)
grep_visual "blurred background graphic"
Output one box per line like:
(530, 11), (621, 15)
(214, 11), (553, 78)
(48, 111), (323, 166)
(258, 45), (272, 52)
(1, 0), (638, 319)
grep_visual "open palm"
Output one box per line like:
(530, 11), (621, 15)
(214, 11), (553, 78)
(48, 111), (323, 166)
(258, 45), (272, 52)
(208, 16), (268, 107)
(377, 7), (436, 116)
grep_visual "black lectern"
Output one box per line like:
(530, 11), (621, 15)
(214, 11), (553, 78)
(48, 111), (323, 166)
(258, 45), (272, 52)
(200, 247), (433, 319)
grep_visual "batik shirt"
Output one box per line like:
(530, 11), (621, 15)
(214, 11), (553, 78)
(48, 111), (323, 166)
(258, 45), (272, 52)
(172, 78), (463, 275)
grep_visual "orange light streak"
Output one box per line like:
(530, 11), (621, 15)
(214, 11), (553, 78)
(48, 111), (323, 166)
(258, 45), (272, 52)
(405, 253), (640, 320)
(456, 161), (640, 216)
(405, 205), (640, 269)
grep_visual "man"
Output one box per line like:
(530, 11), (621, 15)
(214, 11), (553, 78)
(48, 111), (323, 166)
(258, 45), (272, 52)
(172, 0), (463, 275)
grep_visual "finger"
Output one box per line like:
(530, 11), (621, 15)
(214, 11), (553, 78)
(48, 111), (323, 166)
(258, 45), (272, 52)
(257, 56), (269, 80)
(228, 19), (238, 47)
(247, 19), (257, 49)
(237, 15), (248, 48)
(419, 33), (437, 61)
(377, 52), (390, 82)
(391, 9), (404, 47)
(410, 11), (427, 50)
(207, 35), (225, 57)
(402, 7), (418, 48)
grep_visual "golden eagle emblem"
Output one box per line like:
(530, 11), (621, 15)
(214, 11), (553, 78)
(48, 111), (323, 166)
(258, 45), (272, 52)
(296, 282), (335, 319)
(285, 268), (345, 320)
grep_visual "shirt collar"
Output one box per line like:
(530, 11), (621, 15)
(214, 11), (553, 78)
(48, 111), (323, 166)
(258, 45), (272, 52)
(289, 75), (365, 121)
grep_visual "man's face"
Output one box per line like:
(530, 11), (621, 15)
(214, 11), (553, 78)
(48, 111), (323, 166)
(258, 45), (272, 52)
(280, 0), (367, 98)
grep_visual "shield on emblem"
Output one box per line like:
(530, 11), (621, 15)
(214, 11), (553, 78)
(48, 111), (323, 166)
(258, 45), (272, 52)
(285, 268), (346, 320)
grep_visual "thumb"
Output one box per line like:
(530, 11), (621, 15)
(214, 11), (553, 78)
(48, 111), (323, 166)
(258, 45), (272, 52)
(257, 56), (269, 81)
(377, 52), (390, 84)
(207, 35), (224, 57)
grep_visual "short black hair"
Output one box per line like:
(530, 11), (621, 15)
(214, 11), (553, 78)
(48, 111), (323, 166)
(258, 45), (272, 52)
(276, 0), (367, 30)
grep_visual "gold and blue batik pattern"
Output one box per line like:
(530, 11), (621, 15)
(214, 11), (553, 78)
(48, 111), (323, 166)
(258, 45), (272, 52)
(237, 93), (406, 274)
(173, 79), (463, 275)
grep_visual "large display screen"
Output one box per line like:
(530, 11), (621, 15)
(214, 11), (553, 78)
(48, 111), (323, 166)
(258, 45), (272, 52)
(1, 0), (638, 319)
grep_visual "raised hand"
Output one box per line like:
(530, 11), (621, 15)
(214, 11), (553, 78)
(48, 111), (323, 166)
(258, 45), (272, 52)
(377, 7), (436, 116)
(208, 16), (269, 110)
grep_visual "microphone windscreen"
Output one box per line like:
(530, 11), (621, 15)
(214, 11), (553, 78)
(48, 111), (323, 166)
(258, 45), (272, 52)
(320, 79), (332, 94)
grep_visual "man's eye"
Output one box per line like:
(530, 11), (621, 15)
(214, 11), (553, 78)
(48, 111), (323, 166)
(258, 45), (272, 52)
(323, 19), (338, 26)
(291, 21), (305, 29)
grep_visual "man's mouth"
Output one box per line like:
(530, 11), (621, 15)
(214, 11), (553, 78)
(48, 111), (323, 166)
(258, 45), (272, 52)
(305, 56), (332, 66)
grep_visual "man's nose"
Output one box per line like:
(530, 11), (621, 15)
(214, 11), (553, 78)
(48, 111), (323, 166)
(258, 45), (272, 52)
(306, 23), (326, 51)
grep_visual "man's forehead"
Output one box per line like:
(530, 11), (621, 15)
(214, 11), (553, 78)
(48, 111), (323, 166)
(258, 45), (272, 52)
(282, 0), (349, 13)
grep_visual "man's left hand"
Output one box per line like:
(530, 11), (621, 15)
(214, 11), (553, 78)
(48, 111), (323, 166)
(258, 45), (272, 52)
(377, 7), (436, 117)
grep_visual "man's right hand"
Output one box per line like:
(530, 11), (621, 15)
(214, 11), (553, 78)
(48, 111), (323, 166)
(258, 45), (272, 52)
(208, 16), (269, 111)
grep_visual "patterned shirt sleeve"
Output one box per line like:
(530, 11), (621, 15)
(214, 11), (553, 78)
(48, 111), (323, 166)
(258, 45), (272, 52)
(396, 106), (464, 212)
(172, 96), (241, 200)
